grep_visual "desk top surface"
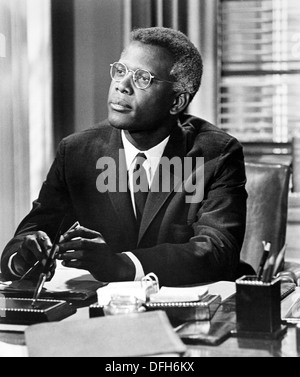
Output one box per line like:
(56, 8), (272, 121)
(1, 268), (300, 357)
(185, 293), (300, 358)
(1, 296), (299, 357)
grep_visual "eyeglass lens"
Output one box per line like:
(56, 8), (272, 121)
(111, 62), (152, 89)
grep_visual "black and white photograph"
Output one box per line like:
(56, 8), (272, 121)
(1, 0), (300, 359)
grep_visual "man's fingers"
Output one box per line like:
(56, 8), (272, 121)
(58, 237), (103, 254)
(22, 232), (52, 265)
(59, 250), (85, 261)
(36, 231), (53, 257)
(62, 259), (88, 270)
(60, 226), (102, 243)
(19, 244), (40, 264)
(58, 238), (84, 253)
(60, 249), (90, 269)
(23, 234), (44, 261)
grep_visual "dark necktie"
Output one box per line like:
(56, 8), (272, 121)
(133, 153), (149, 228)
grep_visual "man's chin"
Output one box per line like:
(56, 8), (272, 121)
(108, 113), (135, 130)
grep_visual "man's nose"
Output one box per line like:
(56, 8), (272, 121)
(116, 72), (134, 94)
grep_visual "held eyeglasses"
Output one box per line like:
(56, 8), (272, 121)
(110, 62), (174, 90)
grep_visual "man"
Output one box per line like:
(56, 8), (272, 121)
(1, 27), (247, 287)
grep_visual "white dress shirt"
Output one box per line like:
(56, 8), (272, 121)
(121, 131), (170, 280)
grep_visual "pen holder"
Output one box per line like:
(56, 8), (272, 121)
(234, 276), (287, 339)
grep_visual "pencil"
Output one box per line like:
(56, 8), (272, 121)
(59, 221), (80, 242)
(31, 221), (65, 307)
(257, 241), (271, 280)
(262, 253), (276, 283)
(273, 243), (287, 277)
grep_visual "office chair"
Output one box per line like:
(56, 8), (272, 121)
(237, 161), (300, 285)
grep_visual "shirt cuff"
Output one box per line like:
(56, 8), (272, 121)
(8, 252), (22, 278)
(123, 252), (145, 281)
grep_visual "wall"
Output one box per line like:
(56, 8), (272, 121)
(0, 0), (14, 253)
(51, 0), (124, 140)
(0, 0), (52, 261)
(74, 0), (124, 132)
(0, 0), (30, 255)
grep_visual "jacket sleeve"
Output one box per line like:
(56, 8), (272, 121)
(0, 140), (73, 280)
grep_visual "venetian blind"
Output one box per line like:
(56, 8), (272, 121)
(218, 0), (300, 142)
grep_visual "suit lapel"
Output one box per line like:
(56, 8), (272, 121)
(138, 125), (187, 244)
(104, 129), (139, 248)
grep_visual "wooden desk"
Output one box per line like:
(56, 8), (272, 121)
(186, 326), (299, 357)
(1, 273), (300, 357)
(68, 285), (300, 358)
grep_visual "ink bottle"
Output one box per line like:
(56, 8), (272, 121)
(103, 295), (145, 316)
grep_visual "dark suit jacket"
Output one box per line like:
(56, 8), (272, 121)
(1, 114), (247, 286)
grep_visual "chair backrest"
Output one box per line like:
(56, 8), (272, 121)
(240, 162), (291, 273)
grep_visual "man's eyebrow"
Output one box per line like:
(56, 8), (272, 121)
(119, 60), (153, 73)
(119, 60), (169, 80)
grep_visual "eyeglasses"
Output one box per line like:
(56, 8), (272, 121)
(110, 62), (174, 90)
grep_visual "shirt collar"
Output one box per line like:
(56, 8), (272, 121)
(121, 130), (170, 172)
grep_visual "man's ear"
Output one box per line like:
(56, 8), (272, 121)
(170, 93), (191, 115)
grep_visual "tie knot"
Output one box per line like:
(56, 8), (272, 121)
(134, 153), (147, 171)
(136, 152), (147, 163)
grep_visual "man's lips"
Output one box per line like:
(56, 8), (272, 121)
(110, 100), (132, 112)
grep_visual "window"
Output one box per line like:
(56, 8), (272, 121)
(218, 0), (300, 145)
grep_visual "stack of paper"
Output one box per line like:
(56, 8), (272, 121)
(149, 286), (208, 303)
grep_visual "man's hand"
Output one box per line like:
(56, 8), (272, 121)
(57, 226), (135, 282)
(13, 231), (56, 280)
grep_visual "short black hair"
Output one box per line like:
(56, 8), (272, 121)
(130, 27), (203, 99)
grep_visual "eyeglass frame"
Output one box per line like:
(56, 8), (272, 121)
(110, 61), (174, 90)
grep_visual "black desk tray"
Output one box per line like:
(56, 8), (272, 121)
(145, 294), (222, 325)
(89, 294), (222, 327)
(0, 296), (76, 325)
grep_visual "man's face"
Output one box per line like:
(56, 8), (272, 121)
(107, 41), (176, 132)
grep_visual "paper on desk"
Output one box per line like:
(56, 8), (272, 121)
(97, 281), (150, 305)
(150, 286), (209, 302)
(205, 281), (236, 301)
(0, 341), (28, 357)
(97, 281), (236, 305)
(0, 263), (105, 301)
(0, 324), (28, 333)
(149, 281), (236, 303)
